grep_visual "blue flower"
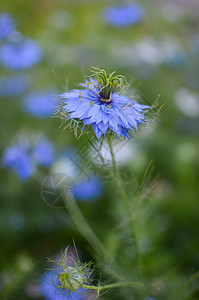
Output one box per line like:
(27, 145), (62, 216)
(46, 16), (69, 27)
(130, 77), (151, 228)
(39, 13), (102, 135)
(75, 177), (102, 201)
(23, 91), (56, 117)
(2, 138), (54, 180)
(0, 13), (15, 41)
(2, 141), (34, 181)
(59, 68), (149, 139)
(33, 140), (54, 166)
(0, 36), (42, 69)
(101, 3), (145, 27)
(40, 271), (85, 300)
(0, 75), (30, 97)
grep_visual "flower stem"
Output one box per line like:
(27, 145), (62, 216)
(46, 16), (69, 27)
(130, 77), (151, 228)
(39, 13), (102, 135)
(65, 197), (105, 256)
(108, 136), (143, 278)
(82, 281), (144, 294)
(61, 188), (127, 282)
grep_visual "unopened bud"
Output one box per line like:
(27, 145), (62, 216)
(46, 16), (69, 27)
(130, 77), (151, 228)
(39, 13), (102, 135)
(58, 266), (84, 290)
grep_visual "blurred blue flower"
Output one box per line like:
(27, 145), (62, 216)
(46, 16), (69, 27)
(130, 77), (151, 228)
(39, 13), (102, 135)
(0, 13), (15, 41)
(2, 138), (54, 180)
(59, 77), (149, 139)
(33, 140), (54, 166)
(40, 271), (85, 300)
(2, 141), (34, 181)
(23, 91), (57, 117)
(0, 75), (30, 97)
(101, 3), (145, 27)
(75, 177), (102, 201)
(10, 213), (26, 230)
(0, 36), (42, 69)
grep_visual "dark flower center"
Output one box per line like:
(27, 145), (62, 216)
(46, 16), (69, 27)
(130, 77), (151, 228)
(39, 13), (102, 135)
(100, 97), (111, 103)
(99, 86), (111, 100)
(99, 85), (112, 103)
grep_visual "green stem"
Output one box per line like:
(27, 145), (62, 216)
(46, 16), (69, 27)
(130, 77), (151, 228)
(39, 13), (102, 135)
(63, 194), (109, 259)
(82, 281), (144, 293)
(108, 136), (143, 277)
(61, 189), (130, 283)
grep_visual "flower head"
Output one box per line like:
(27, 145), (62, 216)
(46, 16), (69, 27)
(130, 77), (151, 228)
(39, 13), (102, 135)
(0, 35), (42, 69)
(0, 13), (15, 41)
(58, 67), (149, 139)
(42, 247), (95, 299)
(101, 3), (145, 27)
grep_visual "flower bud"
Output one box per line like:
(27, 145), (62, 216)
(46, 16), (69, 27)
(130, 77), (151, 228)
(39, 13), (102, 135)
(58, 266), (84, 290)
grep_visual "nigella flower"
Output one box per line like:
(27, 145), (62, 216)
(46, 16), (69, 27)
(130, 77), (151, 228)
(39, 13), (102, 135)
(58, 67), (149, 139)
(23, 91), (57, 118)
(41, 248), (95, 300)
(101, 3), (145, 27)
(0, 13), (15, 41)
(0, 75), (30, 97)
(0, 35), (42, 69)
(2, 138), (54, 180)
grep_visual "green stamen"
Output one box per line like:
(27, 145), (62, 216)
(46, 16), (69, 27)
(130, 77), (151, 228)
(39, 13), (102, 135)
(87, 66), (129, 100)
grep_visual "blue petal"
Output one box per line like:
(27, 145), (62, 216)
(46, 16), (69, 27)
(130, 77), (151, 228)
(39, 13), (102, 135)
(69, 102), (91, 119)
(92, 124), (103, 139)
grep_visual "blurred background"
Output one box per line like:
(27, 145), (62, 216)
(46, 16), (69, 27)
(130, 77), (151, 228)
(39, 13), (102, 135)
(0, 0), (199, 299)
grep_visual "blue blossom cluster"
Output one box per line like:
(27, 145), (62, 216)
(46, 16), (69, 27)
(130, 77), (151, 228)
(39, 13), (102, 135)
(0, 13), (57, 118)
(0, 13), (42, 69)
(2, 138), (54, 180)
(101, 3), (145, 27)
(0, 35), (42, 69)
